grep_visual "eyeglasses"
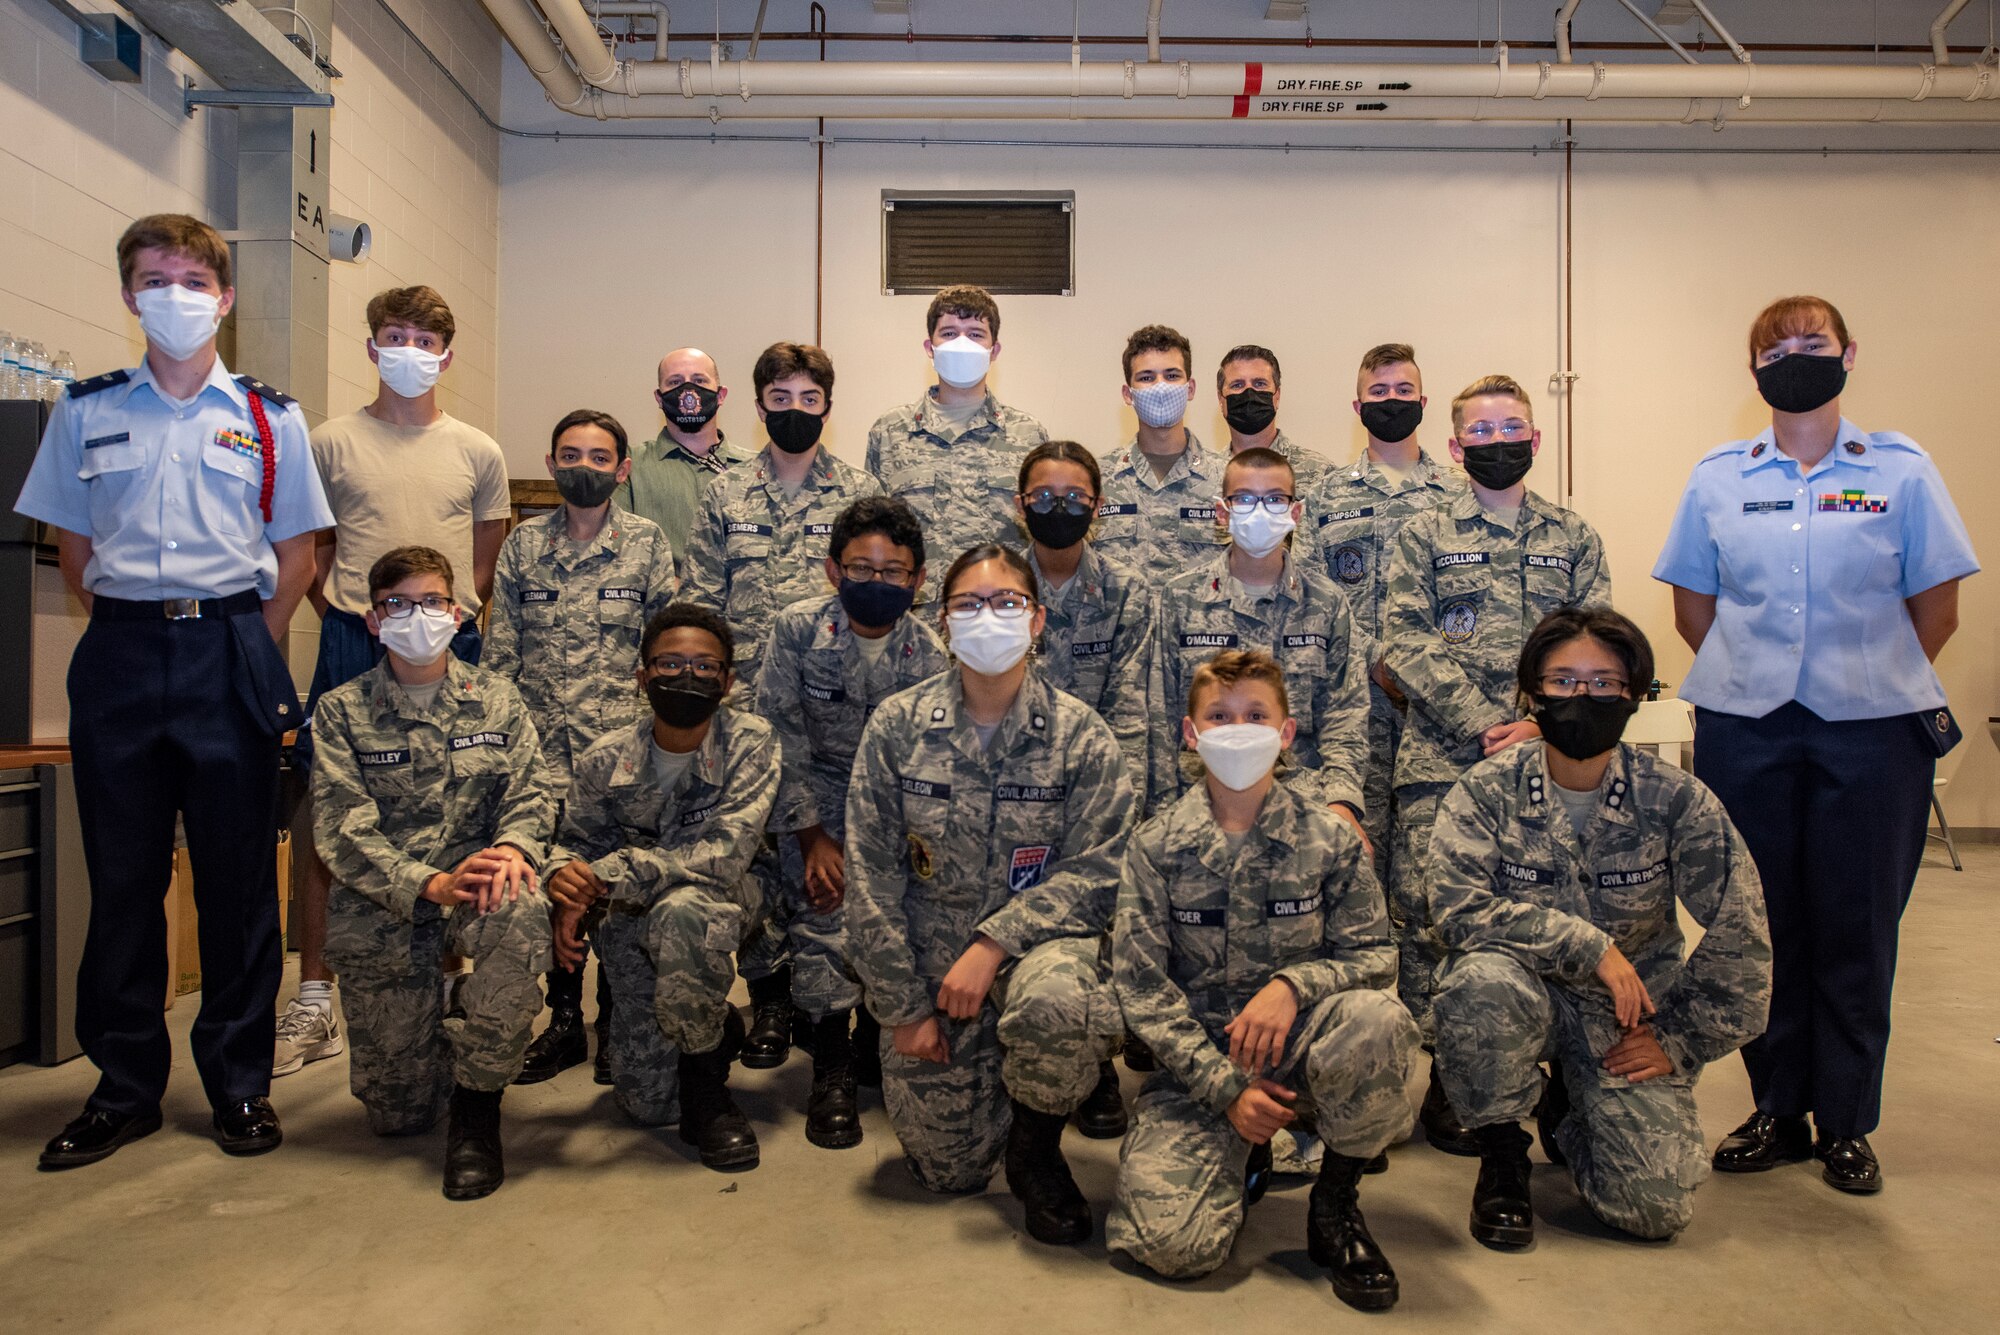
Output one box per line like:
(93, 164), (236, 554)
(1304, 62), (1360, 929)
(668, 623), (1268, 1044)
(646, 654), (726, 680)
(1222, 492), (1294, 515)
(1459, 420), (1534, 444)
(841, 561), (917, 587)
(374, 594), (453, 618)
(943, 591), (1036, 620)
(1540, 673), (1629, 700)
(1022, 488), (1096, 517)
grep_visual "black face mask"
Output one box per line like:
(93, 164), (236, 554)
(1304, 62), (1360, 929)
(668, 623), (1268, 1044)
(553, 465), (620, 509)
(1461, 439), (1534, 491)
(1754, 353), (1847, 415)
(1360, 398), (1423, 443)
(1534, 694), (1639, 761)
(659, 383), (721, 431)
(1022, 503), (1093, 550)
(1223, 389), (1277, 436)
(765, 407), (826, 455)
(646, 674), (724, 729)
(838, 578), (916, 629)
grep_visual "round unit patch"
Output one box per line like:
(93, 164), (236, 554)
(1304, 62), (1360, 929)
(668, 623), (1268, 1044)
(1334, 544), (1366, 585)
(1440, 598), (1479, 645)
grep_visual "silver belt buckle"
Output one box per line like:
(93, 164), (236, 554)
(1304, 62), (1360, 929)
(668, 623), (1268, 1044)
(162, 598), (202, 620)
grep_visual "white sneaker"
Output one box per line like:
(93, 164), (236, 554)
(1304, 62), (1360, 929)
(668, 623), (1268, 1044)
(273, 997), (344, 1077)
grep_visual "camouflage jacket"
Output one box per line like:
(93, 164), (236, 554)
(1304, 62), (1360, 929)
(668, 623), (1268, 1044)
(1148, 550), (1370, 816)
(1306, 449), (1463, 655)
(756, 591), (950, 838)
(1427, 742), (1772, 1074)
(843, 665), (1138, 1027)
(865, 389), (1047, 601)
(680, 445), (882, 695)
(1115, 780), (1394, 1115)
(1091, 431), (1229, 582)
(312, 657), (552, 921)
(549, 710), (779, 913)
(482, 505), (678, 791)
(1027, 542), (1153, 798)
(1382, 489), (1612, 789)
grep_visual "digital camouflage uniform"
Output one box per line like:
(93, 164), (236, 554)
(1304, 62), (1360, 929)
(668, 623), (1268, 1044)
(750, 592), (951, 1017)
(1148, 550), (1369, 820)
(483, 505), (679, 792)
(1026, 542), (1153, 800)
(1381, 489), (1611, 1036)
(1091, 432), (1228, 584)
(1307, 450), (1464, 878)
(550, 711), (780, 1125)
(843, 666), (1137, 1192)
(1107, 782), (1416, 1279)
(865, 389), (1047, 602)
(1427, 742), (1771, 1239)
(681, 445), (882, 697)
(312, 658), (555, 1134)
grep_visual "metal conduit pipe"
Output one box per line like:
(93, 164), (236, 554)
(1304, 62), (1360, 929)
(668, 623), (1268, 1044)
(552, 92), (2000, 123)
(1145, 0), (1163, 63)
(481, 0), (587, 106)
(593, 0), (670, 57)
(526, 0), (622, 88)
(1932, 0), (1973, 64)
(1556, 0), (1584, 64)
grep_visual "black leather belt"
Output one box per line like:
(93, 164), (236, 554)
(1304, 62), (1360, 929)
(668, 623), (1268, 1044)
(92, 590), (262, 621)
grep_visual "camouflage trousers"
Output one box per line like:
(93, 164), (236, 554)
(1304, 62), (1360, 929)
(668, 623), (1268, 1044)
(1435, 951), (1709, 1240)
(595, 882), (765, 1127)
(1360, 681), (1405, 885)
(325, 886), (552, 1136)
(1107, 989), (1417, 1280)
(1388, 783), (1451, 1043)
(881, 936), (1119, 1194)
(736, 829), (863, 1020)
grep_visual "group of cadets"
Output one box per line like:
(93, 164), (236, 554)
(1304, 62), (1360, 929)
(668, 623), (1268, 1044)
(33, 212), (1977, 1315)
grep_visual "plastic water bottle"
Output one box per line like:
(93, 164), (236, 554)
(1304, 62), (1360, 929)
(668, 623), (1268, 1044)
(51, 350), (76, 400)
(26, 342), (49, 401)
(0, 333), (20, 399)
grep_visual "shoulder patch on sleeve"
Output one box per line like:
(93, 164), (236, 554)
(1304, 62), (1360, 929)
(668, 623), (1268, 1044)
(234, 375), (297, 408)
(68, 369), (129, 398)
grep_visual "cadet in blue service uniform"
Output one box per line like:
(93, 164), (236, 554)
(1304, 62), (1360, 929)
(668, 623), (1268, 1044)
(1427, 610), (1770, 1247)
(755, 497), (949, 1147)
(844, 546), (1138, 1245)
(1654, 296), (1978, 1195)
(1380, 373), (1611, 1158)
(487, 410), (677, 1086)
(1092, 325), (1228, 584)
(22, 214), (333, 1169)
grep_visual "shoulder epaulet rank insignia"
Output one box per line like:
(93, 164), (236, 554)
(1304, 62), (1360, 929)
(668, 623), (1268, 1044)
(68, 369), (129, 398)
(1750, 443), (1766, 458)
(1844, 441), (1866, 455)
(234, 375), (296, 408)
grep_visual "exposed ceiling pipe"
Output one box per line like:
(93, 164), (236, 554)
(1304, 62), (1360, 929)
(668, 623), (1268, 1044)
(1613, 0), (1697, 65)
(1555, 0), (1583, 64)
(1145, 0), (1162, 62)
(532, 0), (621, 88)
(594, 1), (670, 60)
(1685, 0), (1751, 64)
(484, 0), (587, 107)
(1933, 0), (1973, 64)
(749, 0), (770, 60)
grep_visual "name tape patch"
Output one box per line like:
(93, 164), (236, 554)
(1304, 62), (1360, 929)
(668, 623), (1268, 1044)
(1267, 893), (1323, 918)
(725, 521), (772, 537)
(899, 775), (951, 800)
(449, 732), (510, 752)
(1179, 505), (1217, 522)
(519, 589), (558, 605)
(996, 783), (1066, 803)
(356, 749), (410, 767)
(1172, 906), (1226, 927)
(1071, 638), (1113, 658)
(1180, 632), (1239, 650)
(1096, 501), (1139, 518)
(1525, 554), (1573, 573)
(1434, 552), (1491, 570)
(1742, 500), (1794, 514)
(84, 432), (130, 450)
(1500, 860), (1556, 887)
(1282, 633), (1329, 651)
(599, 587), (644, 603)
(680, 800), (720, 828)
(1320, 506), (1375, 524)
(804, 523), (833, 537)
(1597, 860), (1670, 890)
(804, 682), (846, 703)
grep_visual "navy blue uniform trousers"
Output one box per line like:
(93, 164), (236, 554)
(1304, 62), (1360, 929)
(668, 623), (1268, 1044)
(68, 594), (291, 1115)
(1695, 702), (1935, 1139)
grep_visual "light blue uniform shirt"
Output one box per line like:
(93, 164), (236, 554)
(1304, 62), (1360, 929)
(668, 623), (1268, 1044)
(1652, 420), (1978, 721)
(14, 357), (334, 600)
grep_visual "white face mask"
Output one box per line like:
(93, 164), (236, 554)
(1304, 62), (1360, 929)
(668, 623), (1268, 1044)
(133, 285), (222, 362)
(1228, 505), (1296, 558)
(372, 341), (445, 398)
(1130, 381), (1190, 429)
(930, 336), (991, 390)
(1194, 722), (1286, 791)
(377, 605), (459, 666)
(949, 607), (1033, 676)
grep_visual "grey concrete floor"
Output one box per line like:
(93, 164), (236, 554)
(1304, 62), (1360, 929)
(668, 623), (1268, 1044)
(2, 842), (1995, 1335)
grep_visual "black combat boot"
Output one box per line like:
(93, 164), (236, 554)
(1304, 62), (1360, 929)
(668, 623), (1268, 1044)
(1073, 1061), (1128, 1140)
(851, 1009), (882, 1087)
(805, 1011), (862, 1150)
(1419, 1063), (1480, 1156)
(1245, 1140), (1274, 1206)
(1469, 1121), (1536, 1250)
(1121, 1029), (1158, 1073)
(1006, 1100), (1092, 1245)
(515, 1005), (587, 1085)
(443, 1085), (506, 1201)
(678, 1010), (759, 1170)
(1308, 1151), (1399, 1311)
(739, 967), (793, 1069)
(1536, 1062), (1571, 1166)
(593, 1010), (612, 1085)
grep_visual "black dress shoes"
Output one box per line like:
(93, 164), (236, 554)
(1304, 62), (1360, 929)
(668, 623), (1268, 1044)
(1712, 1111), (1812, 1173)
(39, 1107), (164, 1170)
(1816, 1135), (1883, 1194)
(213, 1097), (284, 1156)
